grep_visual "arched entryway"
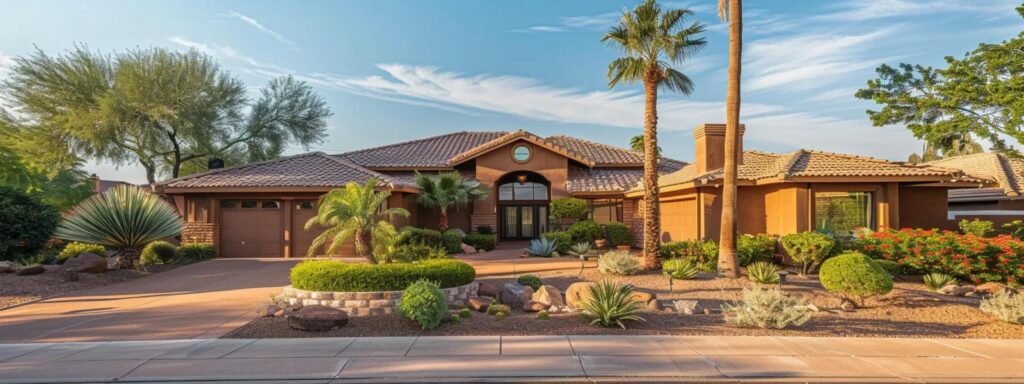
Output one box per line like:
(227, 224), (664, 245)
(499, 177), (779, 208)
(496, 171), (550, 240)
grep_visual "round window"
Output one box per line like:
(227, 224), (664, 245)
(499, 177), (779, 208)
(512, 145), (531, 162)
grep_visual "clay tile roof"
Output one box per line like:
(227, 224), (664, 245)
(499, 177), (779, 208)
(159, 152), (408, 189)
(568, 161), (686, 193)
(927, 152), (1024, 197)
(448, 130), (595, 166)
(338, 131), (508, 168)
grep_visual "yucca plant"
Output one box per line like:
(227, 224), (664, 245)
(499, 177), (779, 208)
(568, 242), (593, 257)
(55, 185), (183, 269)
(747, 261), (781, 285)
(923, 272), (958, 292)
(525, 236), (558, 257)
(579, 280), (646, 329)
(662, 258), (698, 280)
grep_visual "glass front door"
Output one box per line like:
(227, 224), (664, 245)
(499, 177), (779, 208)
(500, 205), (548, 240)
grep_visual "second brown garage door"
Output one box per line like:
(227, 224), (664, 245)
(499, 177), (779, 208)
(220, 200), (282, 258)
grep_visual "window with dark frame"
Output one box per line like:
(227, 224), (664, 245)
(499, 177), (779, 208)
(588, 198), (623, 224)
(814, 191), (874, 235)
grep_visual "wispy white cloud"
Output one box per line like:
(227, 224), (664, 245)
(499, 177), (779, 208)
(223, 11), (295, 47)
(745, 112), (919, 160)
(815, 0), (1018, 21)
(509, 25), (565, 33)
(516, 3), (711, 34)
(561, 12), (620, 28)
(167, 36), (284, 72)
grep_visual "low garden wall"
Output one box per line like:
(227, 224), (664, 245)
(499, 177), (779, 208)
(282, 282), (478, 316)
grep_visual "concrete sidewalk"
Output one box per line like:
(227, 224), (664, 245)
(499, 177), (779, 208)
(1, 335), (1022, 383)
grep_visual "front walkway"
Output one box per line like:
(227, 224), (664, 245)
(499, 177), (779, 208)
(0, 259), (298, 343)
(457, 241), (598, 276)
(1, 335), (1021, 383)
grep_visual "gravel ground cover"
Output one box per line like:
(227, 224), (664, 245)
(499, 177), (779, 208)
(0, 264), (175, 308)
(225, 266), (1024, 339)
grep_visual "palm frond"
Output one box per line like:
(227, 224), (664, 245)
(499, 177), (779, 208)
(660, 67), (695, 94)
(607, 57), (647, 88)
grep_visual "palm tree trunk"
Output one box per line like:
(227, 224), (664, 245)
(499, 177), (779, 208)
(718, 0), (742, 278)
(354, 229), (371, 261)
(439, 210), (449, 232)
(641, 73), (661, 270)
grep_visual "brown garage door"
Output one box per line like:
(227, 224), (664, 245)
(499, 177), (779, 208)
(220, 199), (282, 258)
(660, 198), (697, 242)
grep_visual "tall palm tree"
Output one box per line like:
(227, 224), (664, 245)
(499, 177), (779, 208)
(604, 0), (706, 269)
(413, 171), (488, 231)
(305, 178), (409, 262)
(717, 0), (742, 278)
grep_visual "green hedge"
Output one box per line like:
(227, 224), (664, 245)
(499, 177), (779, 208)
(393, 244), (448, 263)
(398, 227), (443, 248)
(541, 231), (572, 254)
(569, 220), (603, 244)
(176, 243), (216, 263)
(290, 259), (476, 292)
(550, 198), (589, 220)
(463, 233), (496, 251)
(441, 230), (463, 254)
(604, 222), (632, 246)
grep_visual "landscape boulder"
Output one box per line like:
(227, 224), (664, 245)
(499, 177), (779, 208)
(565, 282), (597, 309)
(467, 296), (494, 312)
(500, 283), (534, 309)
(673, 300), (701, 315)
(628, 291), (656, 305)
(938, 285), (976, 297)
(477, 283), (499, 298)
(0, 261), (13, 273)
(976, 282), (1015, 296)
(460, 243), (477, 254)
(522, 300), (548, 312)
(62, 252), (107, 273)
(532, 285), (565, 307)
(15, 264), (44, 276)
(286, 305), (348, 331)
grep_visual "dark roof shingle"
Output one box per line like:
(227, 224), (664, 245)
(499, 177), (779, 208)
(160, 152), (407, 189)
(338, 131), (507, 168)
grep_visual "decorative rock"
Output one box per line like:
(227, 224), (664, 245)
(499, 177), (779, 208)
(287, 305), (349, 331)
(673, 300), (701, 315)
(840, 298), (857, 312)
(500, 283), (534, 309)
(15, 264), (44, 276)
(449, 300), (466, 308)
(262, 305), (279, 317)
(467, 296), (494, 312)
(460, 243), (477, 254)
(273, 309), (286, 317)
(548, 306), (560, 314)
(0, 261), (13, 273)
(532, 285), (565, 307)
(62, 252), (107, 273)
(805, 304), (820, 312)
(478, 283), (499, 298)
(565, 282), (597, 309)
(523, 300), (548, 312)
(629, 291), (656, 304)
(938, 285), (975, 297)
(976, 282), (1014, 295)
(646, 299), (662, 311)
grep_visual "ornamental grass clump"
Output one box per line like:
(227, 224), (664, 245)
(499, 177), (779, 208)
(140, 241), (177, 265)
(662, 258), (698, 280)
(579, 280), (645, 329)
(819, 252), (893, 304)
(923, 272), (958, 292)
(398, 279), (448, 330)
(747, 261), (781, 285)
(980, 291), (1024, 324)
(598, 250), (640, 275)
(780, 232), (834, 275)
(721, 285), (811, 329)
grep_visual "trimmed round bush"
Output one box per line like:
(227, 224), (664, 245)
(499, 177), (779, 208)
(819, 252), (893, 299)
(57, 242), (106, 264)
(517, 274), (542, 290)
(398, 279), (448, 330)
(569, 220), (603, 244)
(140, 241), (177, 265)
(541, 231), (572, 254)
(441, 230), (463, 254)
(550, 198), (588, 220)
(463, 233), (496, 252)
(0, 187), (60, 262)
(290, 259), (476, 292)
(604, 222), (632, 246)
(175, 243), (216, 263)
(398, 227), (443, 247)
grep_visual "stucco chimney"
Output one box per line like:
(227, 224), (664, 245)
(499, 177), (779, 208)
(693, 123), (745, 174)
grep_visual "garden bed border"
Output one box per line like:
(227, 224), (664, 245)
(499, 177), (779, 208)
(282, 282), (478, 316)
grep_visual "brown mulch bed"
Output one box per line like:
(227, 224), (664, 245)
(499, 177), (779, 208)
(0, 264), (177, 309)
(224, 267), (1024, 339)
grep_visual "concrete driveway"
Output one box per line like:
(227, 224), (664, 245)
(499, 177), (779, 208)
(0, 259), (298, 344)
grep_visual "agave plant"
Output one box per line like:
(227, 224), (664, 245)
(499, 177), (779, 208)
(579, 280), (646, 329)
(923, 272), (958, 292)
(55, 185), (183, 269)
(747, 261), (781, 285)
(568, 242), (592, 258)
(525, 236), (558, 257)
(662, 258), (698, 280)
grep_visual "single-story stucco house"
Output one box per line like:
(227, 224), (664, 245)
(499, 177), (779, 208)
(154, 124), (990, 257)
(926, 152), (1024, 225)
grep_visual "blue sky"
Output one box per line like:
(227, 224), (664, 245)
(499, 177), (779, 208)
(1, 0), (1021, 184)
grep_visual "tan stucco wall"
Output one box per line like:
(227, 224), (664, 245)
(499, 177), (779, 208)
(470, 139), (569, 231)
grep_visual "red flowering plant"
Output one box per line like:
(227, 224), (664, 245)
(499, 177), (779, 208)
(854, 228), (1024, 286)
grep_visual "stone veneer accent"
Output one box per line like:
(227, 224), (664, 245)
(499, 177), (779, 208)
(181, 222), (216, 245)
(623, 198), (643, 248)
(282, 282), (479, 316)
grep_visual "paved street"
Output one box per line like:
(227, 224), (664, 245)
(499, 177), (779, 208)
(1, 335), (1022, 383)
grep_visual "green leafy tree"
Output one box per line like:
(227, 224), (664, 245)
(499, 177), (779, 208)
(629, 135), (662, 156)
(413, 171), (487, 231)
(0, 118), (92, 210)
(1, 46), (332, 184)
(604, 0), (706, 269)
(305, 178), (410, 262)
(855, 5), (1024, 154)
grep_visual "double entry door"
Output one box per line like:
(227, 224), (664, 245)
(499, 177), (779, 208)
(501, 204), (548, 241)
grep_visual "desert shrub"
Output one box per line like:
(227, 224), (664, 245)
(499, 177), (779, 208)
(57, 242), (106, 264)
(476, 225), (494, 235)
(536, 310), (550, 320)
(398, 227), (443, 248)
(662, 258), (698, 280)
(579, 280), (645, 329)
(598, 250), (640, 275)
(463, 233), (496, 252)
(874, 259), (902, 277)
(541, 231), (572, 254)
(1002, 220), (1024, 239)
(0, 187), (61, 263)
(569, 220), (603, 244)
(658, 239), (718, 267)
(923, 272), (958, 291)
(747, 261), (780, 285)
(854, 228), (1024, 284)
(398, 279), (448, 330)
(525, 236), (558, 257)
(819, 252), (893, 300)
(959, 219), (995, 237)
(722, 285), (811, 329)
(738, 234), (776, 266)
(568, 242), (593, 257)
(780, 232), (835, 275)
(175, 243), (216, 263)
(140, 241), (177, 265)
(980, 291), (1024, 324)
(458, 308), (472, 318)
(517, 274), (542, 290)
(604, 222), (632, 246)
(441, 230), (463, 254)
(486, 303), (511, 318)
(290, 259), (475, 291)
(392, 244), (449, 263)
(550, 198), (589, 220)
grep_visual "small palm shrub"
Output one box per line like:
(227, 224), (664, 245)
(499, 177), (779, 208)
(441, 230), (463, 254)
(517, 274), (542, 290)
(722, 285), (812, 329)
(525, 236), (558, 257)
(175, 243), (217, 263)
(57, 242), (106, 264)
(140, 241), (177, 265)
(959, 219), (995, 237)
(598, 250), (640, 275)
(0, 187), (61, 263)
(747, 261), (781, 285)
(980, 291), (1024, 324)
(392, 244), (448, 263)
(463, 233), (496, 251)
(662, 258), (698, 280)
(568, 242), (592, 257)
(540, 231), (572, 253)
(486, 303), (511, 319)
(923, 272), (958, 292)
(819, 252), (893, 301)
(579, 280), (645, 329)
(738, 234), (776, 266)
(780, 232), (835, 275)
(398, 279), (448, 330)
(569, 220), (603, 244)
(604, 222), (632, 247)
